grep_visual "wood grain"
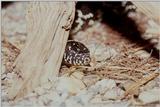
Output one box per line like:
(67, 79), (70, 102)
(132, 2), (160, 23)
(8, 1), (75, 100)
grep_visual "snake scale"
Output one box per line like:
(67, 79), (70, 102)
(63, 40), (91, 66)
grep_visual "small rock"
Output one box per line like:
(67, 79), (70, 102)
(151, 38), (158, 44)
(139, 88), (160, 104)
(95, 79), (116, 94)
(88, 44), (118, 61)
(63, 79), (118, 106)
(141, 80), (157, 91)
(68, 79), (116, 105)
(142, 34), (153, 40)
(82, 75), (100, 86)
(55, 77), (85, 94)
(88, 20), (94, 26)
(103, 87), (125, 100)
(77, 10), (83, 18)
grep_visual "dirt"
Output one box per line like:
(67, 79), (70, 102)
(1, 2), (160, 107)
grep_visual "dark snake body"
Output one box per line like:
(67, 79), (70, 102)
(63, 40), (91, 66)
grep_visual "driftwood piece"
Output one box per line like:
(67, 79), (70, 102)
(132, 2), (160, 23)
(8, 2), (75, 100)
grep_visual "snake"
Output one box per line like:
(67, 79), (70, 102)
(63, 40), (91, 66)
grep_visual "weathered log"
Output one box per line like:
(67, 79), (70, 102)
(132, 2), (160, 23)
(8, 1), (75, 100)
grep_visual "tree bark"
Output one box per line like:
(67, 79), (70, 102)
(8, 1), (75, 100)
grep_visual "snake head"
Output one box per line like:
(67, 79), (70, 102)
(82, 54), (91, 66)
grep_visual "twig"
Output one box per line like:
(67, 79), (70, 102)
(105, 65), (146, 74)
(122, 72), (159, 99)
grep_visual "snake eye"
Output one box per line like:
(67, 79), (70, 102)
(85, 58), (89, 62)
(84, 57), (91, 65)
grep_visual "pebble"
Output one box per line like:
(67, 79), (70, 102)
(65, 79), (117, 106)
(82, 75), (100, 87)
(141, 80), (157, 91)
(55, 77), (85, 94)
(103, 87), (124, 100)
(139, 88), (160, 104)
(88, 44), (118, 61)
(88, 20), (94, 26)
(2, 2), (160, 107)
(96, 79), (116, 94)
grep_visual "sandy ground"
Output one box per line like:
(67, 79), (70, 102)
(1, 2), (160, 107)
